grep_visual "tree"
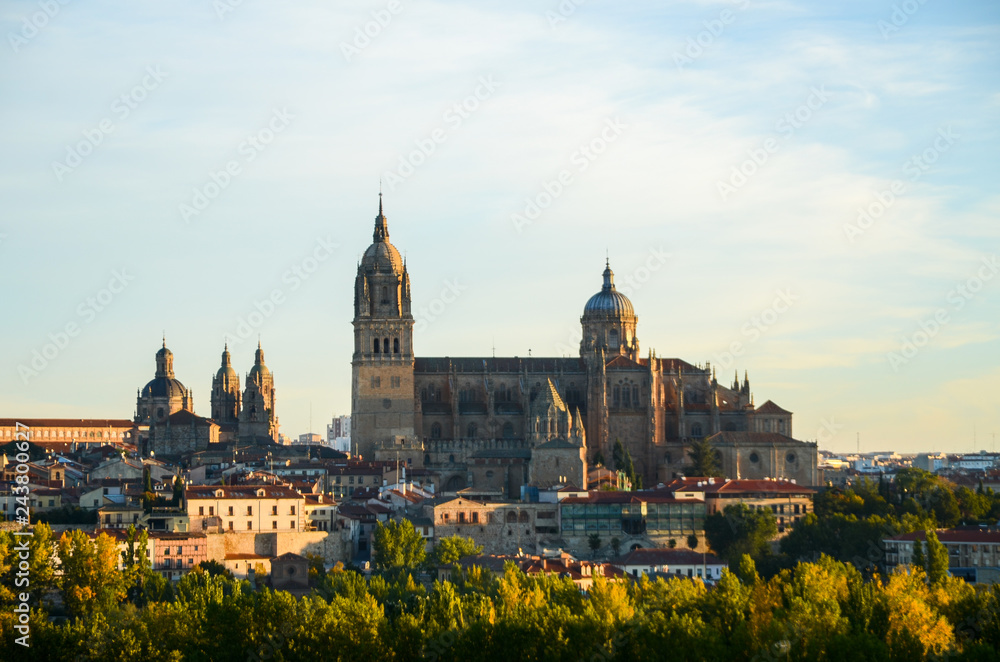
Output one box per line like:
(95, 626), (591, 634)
(687, 534), (699, 550)
(704, 503), (777, 563)
(588, 533), (602, 558)
(57, 530), (126, 618)
(610, 536), (622, 558)
(592, 450), (605, 467)
(668, 538), (677, 548)
(194, 559), (234, 579)
(121, 524), (153, 606)
(428, 535), (483, 567)
(925, 530), (949, 584)
(612, 439), (637, 489)
(371, 520), (426, 570)
(911, 538), (925, 571)
(143, 465), (153, 494)
(685, 437), (722, 477)
(172, 475), (184, 505)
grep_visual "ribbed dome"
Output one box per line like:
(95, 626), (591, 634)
(361, 240), (403, 274)
(247, 343), (271, 384)
(583, 262), (635, 318)
(141, 376), (188, 399)
(359, 194), (404, 274)
(216, 346), (238, 385)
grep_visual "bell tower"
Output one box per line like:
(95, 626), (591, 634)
(350, 195), (416, 458)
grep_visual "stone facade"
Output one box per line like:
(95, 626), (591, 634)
(350, 199), (819, 489)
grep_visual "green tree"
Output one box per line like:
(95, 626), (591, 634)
(428, 534), (483, 567)
(143, 465), (153, 494)
(121, 524), (153, 606)
(172, 475), (184, 505)
(612, 439), (637, 488)
(925, 530), (949, 584)
(371, 519), (426, 570)
(193, 559), (234, 579)
(687, 534), (699, 550)
(685, 437), (722, 477)
(705, 503), (777, 563)
(57, 529), (126, 618)
(610, 536), (622, 558)
(588, 533), (602, 558)
(911, 538), (925, 571)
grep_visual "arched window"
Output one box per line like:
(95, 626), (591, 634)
(613, 386), (620, 407)
(691, 423), (703, 437)
(448, 454), (455, 463)
(393, 338), (400, 354)
(424, 454), (430, 464)
(373, 338), (380, 354)
(431, 423), (442, 439)
(633, 385), (639, 406)
(609, 328), (619, 347)
(506, 511), (517, 523)
(467, 423), (477, 438)
(381, 286), (389, 304)
(502, 422), (514, 438)
(518, 511), (529, 523)
(383, 338), (390, 354)
(623, 386), (631, 408)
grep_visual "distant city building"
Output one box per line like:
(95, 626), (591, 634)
(914, 453), (949, 472)
(0, 418), (133, 447)
(327, 415), (351, 452)
(884, 528), (1000, 584)
(297, 433), (322, 445)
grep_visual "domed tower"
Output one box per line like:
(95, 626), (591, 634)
(351, 194), (416, 459)
(210, 343), (241, 424)
(239, 342), (278, 443)
(580, 260), (639, 362)
(135, 339), (194, 425)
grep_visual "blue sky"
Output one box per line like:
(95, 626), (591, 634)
(1, 0), (997, 453)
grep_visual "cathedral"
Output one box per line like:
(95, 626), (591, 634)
(352, 197), (819, 494)
(134, 339), (279, 455)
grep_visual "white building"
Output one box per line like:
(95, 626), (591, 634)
(185, 485), (305, 533)
(327, 415), (351, 452)
(611, 548), (726, 582)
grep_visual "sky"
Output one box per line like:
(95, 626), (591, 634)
(0, 0), (997, 455)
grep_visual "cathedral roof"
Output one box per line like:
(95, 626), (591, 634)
(582, 261), (636, 319)
(359, 194), (404, 275)
(705, 431), (814, 447)
(414, 357), (585, 374)
(755, 400), (792, 415)
(247, 342), (271, 384)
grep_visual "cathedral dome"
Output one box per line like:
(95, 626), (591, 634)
(583, 262), (635, 318)
(141, 376), (188, 399)
(359, 194), (404, 275)
(247, 342), (271, 384)
(361, 240), (403, 274)
(215, 345), (239, 385)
